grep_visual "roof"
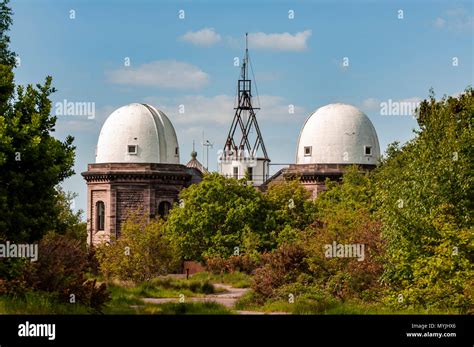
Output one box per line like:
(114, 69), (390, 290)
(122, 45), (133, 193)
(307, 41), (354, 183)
(95, 103), (180, 164)
(185, 151), (209, 174)
(296, 103), (380, 165)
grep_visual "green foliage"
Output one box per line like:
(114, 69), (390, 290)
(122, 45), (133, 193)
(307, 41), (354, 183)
(265, 179), (316, 246)
(0, 233), (110, 312)
(249, 167), (385, 308)
(0, 0), (15, 67)
(251, 243), (309, 302)
(165, 173), (273, 261)
(96, 214), (180, 283)
(0, 1), (75, 243)
(0, 76), (76, 242)
(314, 165), (374, 215)
(375, 89), (474, 311)
(26, 232), (109, 312)
(53, 186), (86, 243)
(304, 212), (385, 301)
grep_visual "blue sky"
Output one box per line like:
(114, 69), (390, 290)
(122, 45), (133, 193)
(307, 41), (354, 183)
(9, 0), (473, 215)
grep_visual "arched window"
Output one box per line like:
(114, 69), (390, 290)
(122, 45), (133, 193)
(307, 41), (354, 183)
(96, 201), (105, 231)
(158, 201), (171, 218)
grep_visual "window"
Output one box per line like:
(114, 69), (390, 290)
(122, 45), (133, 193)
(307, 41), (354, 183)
(247, 167), (253, 181)
(233, 167), (238, 179)
(128, 145), (138, 154)
(364, 146), (372, 156)
(96, 201), (105, 231)
(175, 147), (179, 156)
(158, 201), (171, 218)
(304, 146), (312, 156)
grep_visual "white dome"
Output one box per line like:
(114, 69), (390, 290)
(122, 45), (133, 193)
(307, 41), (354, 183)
(96, 103), (180, 164)
(296, 103), (380, 165)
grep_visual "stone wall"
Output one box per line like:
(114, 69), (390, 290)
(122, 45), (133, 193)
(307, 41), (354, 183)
(82, 162), (199, 246)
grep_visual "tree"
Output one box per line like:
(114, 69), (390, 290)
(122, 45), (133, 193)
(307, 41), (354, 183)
(375, 88), (473, 311)
(166, 173), (273, 262)
(264, 178), (316, 246)
(0, 1), (75, 242)
(53, 187), (86, 244)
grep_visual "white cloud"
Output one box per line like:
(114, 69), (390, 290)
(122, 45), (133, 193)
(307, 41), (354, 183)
(434, 17), (446, 28)
(55, 105), (116, 134)
(433, 8), (473, 32)
(248, 30), (312, 51)
(399, 97), (422, 104)
(256, 95), (306, 121)
(180, 28), (222, 47)
(142, 94), (305, 125)
(360, 98), (381, 111)
(106, 60), (209, 90)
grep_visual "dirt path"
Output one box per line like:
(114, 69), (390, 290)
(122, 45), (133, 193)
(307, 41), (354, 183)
(142, 283), (289, 315)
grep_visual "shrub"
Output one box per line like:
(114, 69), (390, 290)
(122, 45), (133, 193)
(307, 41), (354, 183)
(205, 254), (262, 275)
(96, 214), (180, 283)
(251, 243), (309, 302)
(304, 211), (385, 301)
(19, 232), (110, 312)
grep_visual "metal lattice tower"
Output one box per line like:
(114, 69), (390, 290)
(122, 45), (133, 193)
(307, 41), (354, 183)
(222, 33), (269, 162)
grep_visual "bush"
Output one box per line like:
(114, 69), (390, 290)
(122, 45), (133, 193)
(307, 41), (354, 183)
(96, 214), (180, 283)
(28, 232), (109, 312)
(205, 254), (262, 275)
(304, 213), (385, 301)
(0, 233), (110, 312)
(251, 243), (309, 302)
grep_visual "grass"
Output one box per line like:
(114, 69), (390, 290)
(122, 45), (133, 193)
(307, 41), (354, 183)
(152, 302), (232, 315)
(0, 292), (92, 314)
(191, 271), (252, 288)
(0, 276), (230, 315)
(102, 277), (226, 314)
(4, 273), (460, 315)
(235, 291), (463, 315)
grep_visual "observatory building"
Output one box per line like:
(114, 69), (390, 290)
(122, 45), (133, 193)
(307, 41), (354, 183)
(82, 103), (204, 245)
(266, 103), (380, 198)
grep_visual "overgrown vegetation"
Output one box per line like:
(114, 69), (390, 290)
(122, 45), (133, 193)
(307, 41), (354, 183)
(95, 214), (180, 283)
(374, 89), (473, 312)
(0, 0), (471, 315)
(164, 88), (473, 314)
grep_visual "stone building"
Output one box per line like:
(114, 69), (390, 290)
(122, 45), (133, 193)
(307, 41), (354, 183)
(264, 103), (380, 197)
(82, 103), (204, 245)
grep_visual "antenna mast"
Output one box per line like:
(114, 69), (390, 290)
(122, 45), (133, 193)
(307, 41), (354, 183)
(221, 33), (270, 174)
